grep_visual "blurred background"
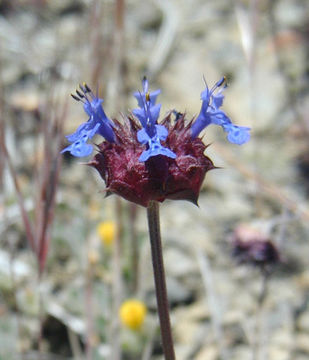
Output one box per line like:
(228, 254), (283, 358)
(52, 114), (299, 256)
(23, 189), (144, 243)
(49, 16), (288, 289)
(0, 0), (309, 359)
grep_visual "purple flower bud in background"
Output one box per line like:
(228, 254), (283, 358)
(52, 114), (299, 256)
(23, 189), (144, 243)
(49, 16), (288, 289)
(231, 225), (280, 272)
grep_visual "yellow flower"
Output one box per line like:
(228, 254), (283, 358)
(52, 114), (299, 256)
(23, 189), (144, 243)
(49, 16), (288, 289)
(97, 221), (116, 246)
(119, 299), (147, 331)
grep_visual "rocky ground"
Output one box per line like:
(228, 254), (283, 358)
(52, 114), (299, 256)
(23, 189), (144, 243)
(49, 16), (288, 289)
(0, 0), (309, 359)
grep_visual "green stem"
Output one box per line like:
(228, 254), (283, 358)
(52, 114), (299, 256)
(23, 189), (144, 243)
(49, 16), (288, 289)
(147, 201), (175, 360)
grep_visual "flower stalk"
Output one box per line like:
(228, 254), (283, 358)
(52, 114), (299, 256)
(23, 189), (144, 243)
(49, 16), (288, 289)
(146, 201), (175, 360)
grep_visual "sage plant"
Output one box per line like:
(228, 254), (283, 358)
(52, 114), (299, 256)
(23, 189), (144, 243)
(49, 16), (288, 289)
(62, 77), (250, 359)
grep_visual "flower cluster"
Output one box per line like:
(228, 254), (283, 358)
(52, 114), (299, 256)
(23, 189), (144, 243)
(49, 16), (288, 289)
(62, 77), (250, 206)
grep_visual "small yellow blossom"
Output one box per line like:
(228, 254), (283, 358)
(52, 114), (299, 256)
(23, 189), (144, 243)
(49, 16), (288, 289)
(119, 299), (147, 331)
(97, 221), (116, 247)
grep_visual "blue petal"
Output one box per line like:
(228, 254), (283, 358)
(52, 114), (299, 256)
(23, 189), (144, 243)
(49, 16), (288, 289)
(139, 149), (152, 162)
(138, 125), (174, 162)
(191, 112), (212, 138)
(134, 89), (161, 108)
(132, 108), (147, 128)
(159, 146), (177, 159)
(212, 93), (224, 109)
(97, 120), (115, 143)
(139, 140), (176, 162)
(66, 122), (89, 142)
(61, 139), (93, 157)
(137, 128), (150, 144)
(66, 121), (100, 143)
(88, 122), (101, 137)
(133, 92), (144, 108)
(96, 106), (115, 128)
(200, 86), (210, 102)
(133, 103), (161, 130)
(82, 97), (115, 142)
(155, 124), (168, 140)
(209, 110), (231, 126)
(142, 77), (149, 94)
(149, 103), (161, 124)
(83, 98), (103, 116)
(224, 124), (251, 145)
(149, 89), (161, 105)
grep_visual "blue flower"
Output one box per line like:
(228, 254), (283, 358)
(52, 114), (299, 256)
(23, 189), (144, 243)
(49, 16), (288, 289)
(137, 124), (176, 162)
(191, 77), (251, 145)
(61, 84), (115, 157)
(61, 123), (100, 157)
(133, 77), (176, 162)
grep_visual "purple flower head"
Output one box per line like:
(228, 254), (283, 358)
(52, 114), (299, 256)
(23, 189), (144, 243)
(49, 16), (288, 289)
(132, 77), (176, 162)
(191, 77), (251, 145)
(61, 83), (115, 157)
(62, 76), (250, 207)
